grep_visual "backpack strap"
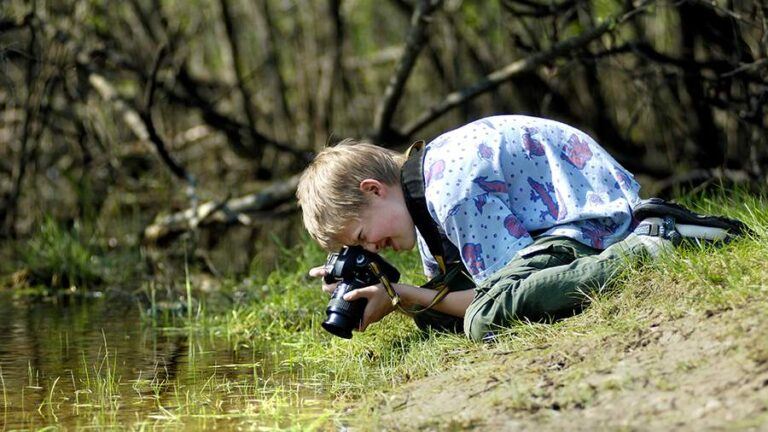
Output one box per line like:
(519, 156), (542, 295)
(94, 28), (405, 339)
(399, 140), (474, 316)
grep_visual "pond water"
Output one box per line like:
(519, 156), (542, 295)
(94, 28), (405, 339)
(0, 292), (335, 430)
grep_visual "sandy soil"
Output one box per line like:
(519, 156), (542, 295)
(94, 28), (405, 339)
(370, 304), (768, 431)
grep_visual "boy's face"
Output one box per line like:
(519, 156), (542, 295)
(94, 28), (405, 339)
(338, 179), (416, 253)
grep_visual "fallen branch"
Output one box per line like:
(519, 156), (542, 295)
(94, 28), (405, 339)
(143, 174), (301, 243)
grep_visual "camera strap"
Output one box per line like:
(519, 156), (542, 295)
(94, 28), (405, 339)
(369, 261), (453, 316)
(368, 261), (402, 308)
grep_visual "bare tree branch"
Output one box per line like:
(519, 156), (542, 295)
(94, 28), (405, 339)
(173, 65), (308, 160)
(219, 0), (263, 161)
(88, 54), (199, 202)
(501, 0), (578, 18)
(115, 0), (303, 163)
(398, 2), (652, 138)
(139, 44), (198, 200)
(373, 0), (443, 143)
(257, 0), (294, 126)
(3, 12), (39, 235)
(315, 0), (346, 140)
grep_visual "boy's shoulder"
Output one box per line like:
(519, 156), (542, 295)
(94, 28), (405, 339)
(420, 117), (515, 208)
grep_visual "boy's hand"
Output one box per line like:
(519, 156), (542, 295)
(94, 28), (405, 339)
(342, 284), (396, 331)
(308, 266), (338, 294)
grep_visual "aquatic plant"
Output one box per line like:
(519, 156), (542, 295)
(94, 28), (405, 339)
(17, 218), (102, 291)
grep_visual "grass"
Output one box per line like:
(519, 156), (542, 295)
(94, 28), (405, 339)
(356, 189), (768, 428)
(6, 216), (143, 295)
(3, 188), (765, 430)
(195, 233), (445, 392)
(13, 217), (102, 292)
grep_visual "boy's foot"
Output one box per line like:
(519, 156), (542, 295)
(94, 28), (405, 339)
(624, 231), (674, 258)
(632, 198), (750, 246)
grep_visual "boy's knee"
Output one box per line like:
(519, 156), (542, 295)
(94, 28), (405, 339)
(463, 295), (509, 342)
(463, 315), (490, 342)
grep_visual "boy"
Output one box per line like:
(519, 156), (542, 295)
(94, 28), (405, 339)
(297, 115), (747, 341)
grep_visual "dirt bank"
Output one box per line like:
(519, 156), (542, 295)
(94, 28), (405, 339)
(369, 301), (768, 430)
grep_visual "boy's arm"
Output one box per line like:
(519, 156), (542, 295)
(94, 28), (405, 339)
(394, 283), (474, 318)
(310, 266), (474, 331)
(341, 283), (474, 331)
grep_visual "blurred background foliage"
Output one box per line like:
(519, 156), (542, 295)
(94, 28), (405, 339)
(0, 0), (766, 285)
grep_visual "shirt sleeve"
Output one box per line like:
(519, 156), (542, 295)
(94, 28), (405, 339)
(437, 192), (534, 282)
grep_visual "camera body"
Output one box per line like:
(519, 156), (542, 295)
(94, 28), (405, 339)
(321, 246), (400, 339)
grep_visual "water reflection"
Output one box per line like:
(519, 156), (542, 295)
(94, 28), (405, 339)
(0, 292), (330, 430)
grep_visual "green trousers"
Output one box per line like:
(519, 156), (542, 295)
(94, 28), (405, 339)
(412, 235), (649, 340)
(462, 234), (648, 341)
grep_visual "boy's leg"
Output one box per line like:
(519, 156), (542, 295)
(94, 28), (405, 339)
(413, 236), (586, 334)
(464, 234), (650, 341)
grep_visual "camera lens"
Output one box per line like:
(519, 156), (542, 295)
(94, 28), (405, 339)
(322, 282), (367, 339)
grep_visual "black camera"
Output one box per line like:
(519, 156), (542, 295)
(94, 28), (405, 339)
(321, 246), (400, 339)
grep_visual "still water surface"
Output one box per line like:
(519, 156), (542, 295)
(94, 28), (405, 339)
(0, 292), (333, 430)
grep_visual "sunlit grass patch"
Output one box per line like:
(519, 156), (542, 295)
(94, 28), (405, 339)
(622, 191), (768, 315)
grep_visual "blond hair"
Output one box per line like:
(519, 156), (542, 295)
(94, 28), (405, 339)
(297, 139), (406, 250)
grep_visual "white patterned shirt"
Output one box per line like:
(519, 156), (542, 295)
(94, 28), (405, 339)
(416, 115), (641, 282)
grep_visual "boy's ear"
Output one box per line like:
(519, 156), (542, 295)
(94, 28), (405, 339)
(359, 179), (386, 196)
